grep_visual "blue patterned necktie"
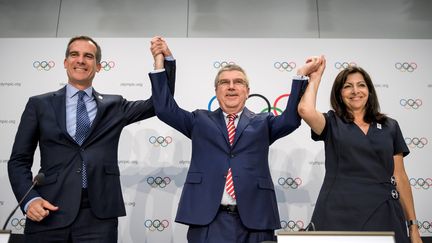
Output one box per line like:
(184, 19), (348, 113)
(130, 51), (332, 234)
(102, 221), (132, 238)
(75, 90), (90, 188)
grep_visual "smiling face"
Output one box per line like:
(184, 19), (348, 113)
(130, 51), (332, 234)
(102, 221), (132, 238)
(64, 39), (101, 89)
(340, 72), (369, 113)
(215, 70), (250, 114)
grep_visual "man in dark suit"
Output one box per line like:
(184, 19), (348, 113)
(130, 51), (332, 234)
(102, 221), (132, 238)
(7, 36), (175, 242)
(149, 44), (322, 242)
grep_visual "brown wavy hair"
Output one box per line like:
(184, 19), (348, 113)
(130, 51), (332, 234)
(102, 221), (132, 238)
(330, 66), (387, 123)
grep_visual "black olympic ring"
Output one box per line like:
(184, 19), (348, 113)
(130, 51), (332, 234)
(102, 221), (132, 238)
(11, 217), (26, 230)
(149, 136), (172, 147)
(33, 61), (55, 71)
(100, 61), (115, 71)
(405, 137), (428, 149)
(409, 178), (432, 190)
(399, 99), (422, 109)
(278, 177), (302, 189)
(213, 61), (235, 69)
(395, 62), (417, 72)
(144, 219), (170, 231)
(147, 176), (171, 188)
(274, 62), (296, 72)
(280, 220), (304, 231)
(418, 221), (432, 233)
(334, 61), (356, 70)
(247, 94), (271, 114)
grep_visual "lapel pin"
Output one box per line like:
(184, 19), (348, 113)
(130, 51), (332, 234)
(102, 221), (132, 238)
(377, 123), (382, 129)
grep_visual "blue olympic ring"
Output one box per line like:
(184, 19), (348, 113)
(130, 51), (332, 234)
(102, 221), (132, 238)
(280, 220), (304, 231)
(395, 62), (417, 72)
(409, 178), (432, 190)
(399, 99), (422, 109)
(213, 61), (235, 69)
(405, 137), (428, 149)
(100, 60), (115, 71)
(149, 136), (172, 147)
(147, 176), (171, 188)
(274, 62), (296, 72)
(144, 219), (170, 231)
(33, 60), (55, 71)
(278, 177), (302, 189)
(334, 61), (356, 70)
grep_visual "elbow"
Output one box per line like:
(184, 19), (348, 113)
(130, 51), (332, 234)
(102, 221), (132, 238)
(297, 103), (309, 119)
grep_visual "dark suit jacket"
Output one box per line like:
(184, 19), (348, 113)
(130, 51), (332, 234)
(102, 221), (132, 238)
(149, 70), (305, 230)
(8, 60), (176, 234)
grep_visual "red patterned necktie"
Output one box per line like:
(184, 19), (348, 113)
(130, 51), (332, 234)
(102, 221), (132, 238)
(225, 114), (237, 199)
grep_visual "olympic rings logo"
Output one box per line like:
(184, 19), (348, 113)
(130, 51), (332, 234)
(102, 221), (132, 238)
(11, 217), (25, 230)
(280, 220), (304, 231)
(208, 93), (290, 116)
(400, 99), (422, 109)
(405, 137), (428, 149)
(409, 178), (432, 190)
(100, 60), (115, 71)
(149, 136), (172, 147)
(144, 219), (170, 231)
(278, 177), (302, 189)
(418, 221), (432, 233)
(395, 62), (417, 72)
(274, 62), (296, 72)
(33, 60), (55, 71)
(334, 61), (356, 70)
(213, 61), (235, 69)
(147, 176), (171, 188)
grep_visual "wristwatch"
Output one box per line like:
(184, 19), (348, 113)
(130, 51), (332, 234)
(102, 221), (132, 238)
(407, 219), (419, 227)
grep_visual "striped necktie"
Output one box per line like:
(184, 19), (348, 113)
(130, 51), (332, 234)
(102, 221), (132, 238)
(225, 113), (237, 199)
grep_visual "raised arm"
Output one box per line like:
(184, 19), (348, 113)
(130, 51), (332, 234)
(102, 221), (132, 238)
(297, 56), (326, 135)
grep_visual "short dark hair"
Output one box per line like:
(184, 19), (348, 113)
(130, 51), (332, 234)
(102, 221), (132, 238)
(65, 36), (102, 63)
(330, 66), (387, 123)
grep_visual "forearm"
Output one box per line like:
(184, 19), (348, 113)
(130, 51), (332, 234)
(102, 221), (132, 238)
(396, 171), (421, 238)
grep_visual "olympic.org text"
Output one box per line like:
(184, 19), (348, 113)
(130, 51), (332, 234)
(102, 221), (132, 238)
(118, 160), (138, 165)
(120, 83), (144, 87)
(0, 120), (16, 124)
(1, 159), (9, 164)
(0, 82), (21, 87)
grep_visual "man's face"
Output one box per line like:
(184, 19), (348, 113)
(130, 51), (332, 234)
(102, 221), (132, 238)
(64, 39), (101, 89)
(215, 70), (250, 114)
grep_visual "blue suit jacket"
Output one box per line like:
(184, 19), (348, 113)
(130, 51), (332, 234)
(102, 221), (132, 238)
(8, 60), (175, 234)
(149, 70), (305, 230)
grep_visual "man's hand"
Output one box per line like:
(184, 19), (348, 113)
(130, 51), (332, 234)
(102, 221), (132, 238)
(26, 198), (59, 222)
(297, 55), (324, 77)
(150, 36), (172, 70)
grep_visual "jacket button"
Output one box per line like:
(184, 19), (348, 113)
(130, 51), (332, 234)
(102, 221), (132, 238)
(76, 168), (81, 173)
(230, 154), (235, 158)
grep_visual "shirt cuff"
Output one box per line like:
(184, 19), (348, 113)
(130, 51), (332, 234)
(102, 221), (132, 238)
(24, 197), (41, 212)
(293, 75), (309, 80)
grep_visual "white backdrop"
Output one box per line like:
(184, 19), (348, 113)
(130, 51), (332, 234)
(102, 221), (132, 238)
(0, 38), (430, 242)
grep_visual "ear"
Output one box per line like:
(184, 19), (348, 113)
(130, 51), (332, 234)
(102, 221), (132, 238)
(96, 63), (102, 72)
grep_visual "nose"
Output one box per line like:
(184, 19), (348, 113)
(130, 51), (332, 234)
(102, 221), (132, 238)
(228, 80), (236, 89)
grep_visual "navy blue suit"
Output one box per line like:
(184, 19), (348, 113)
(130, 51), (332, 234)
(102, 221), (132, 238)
(8, 60), (176, 234)
(149, 70), (305, 231)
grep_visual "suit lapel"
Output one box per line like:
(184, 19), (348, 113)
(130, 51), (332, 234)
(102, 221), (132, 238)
(83, 89), (106, 144)
(50, 86), (75, 142)
(233, 107), (253, 146)
(209, 107), (254, 147)
(209, 109), (231, 147)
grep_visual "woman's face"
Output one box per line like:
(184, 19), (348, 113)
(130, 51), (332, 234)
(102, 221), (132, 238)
(340, 72), (369, 113)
